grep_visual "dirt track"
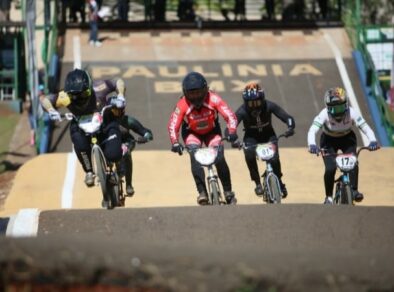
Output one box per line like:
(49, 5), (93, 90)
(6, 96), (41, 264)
(1, 205), (394, 291)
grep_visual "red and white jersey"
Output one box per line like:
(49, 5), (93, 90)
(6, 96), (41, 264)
(168, 91), (238, 144)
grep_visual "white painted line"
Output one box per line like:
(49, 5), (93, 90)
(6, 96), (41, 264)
(73, 35), (81, 69)
(323, 33), (369, 146)
(6, 209), (40, 237)
(61, 152), (77, 209)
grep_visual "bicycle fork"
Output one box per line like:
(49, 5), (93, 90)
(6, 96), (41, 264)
(262, 163), (281, 203)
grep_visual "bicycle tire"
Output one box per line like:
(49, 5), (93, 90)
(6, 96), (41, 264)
(92, 146), (112, 209)
(108, 171), (122, 207)
(334, 182), (341, 204)
(210, 179), (221, 205)
(267, 174), (281, 204)
(341, 184), (353, 205)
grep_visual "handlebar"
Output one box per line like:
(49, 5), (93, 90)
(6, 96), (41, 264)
(234, 132), (288, 150)
(58, 104), (115, 122)
(318, 146), (374, 157)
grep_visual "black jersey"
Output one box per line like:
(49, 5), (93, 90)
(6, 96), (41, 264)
(235, 100), (295, 139)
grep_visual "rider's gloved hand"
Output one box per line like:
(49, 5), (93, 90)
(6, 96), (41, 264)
(110, 95), (126, 108)
(143, 131), (153, 141)
(308, 144), (319, 155)
(226, 132), (238, 142)
(231, 140), (241, 149)
(171, 142), (184, 155)
(48, 109), (61, 121)
(284, 127), (295, 138)
(368, 141), (379, 151)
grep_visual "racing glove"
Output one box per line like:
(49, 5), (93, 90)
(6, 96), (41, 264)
(48, 109), (61, 121)
(308, 144), (319, 155)
(284, 128), (295, 138)
(226, 133), (238, 143)
(110, 95), (126, 108)
(368, 141), (379, 151)
(171, 142), (184, 155)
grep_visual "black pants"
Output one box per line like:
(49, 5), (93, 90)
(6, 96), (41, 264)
(243, 135), (282, 185)
(70, 120), (122, 173)
(320, 131), (358, 197)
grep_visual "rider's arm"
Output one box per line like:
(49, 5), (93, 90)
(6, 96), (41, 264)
(214, 93), (238, 134)
(234, 105), (245, 127)
(122, 115), (153, 139)
(350, 107), (377, 142)
(270, 101), (295, 130)
(40, 91), (70, 112)
(167, 100), (186, 144)
(307, 109), (326, 146)
(115, 79), (126, 97)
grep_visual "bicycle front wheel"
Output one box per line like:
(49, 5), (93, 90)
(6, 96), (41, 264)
(266, 174), (281, 204)
(108, 171), (122, 207)
(210, 179), (221, 205)
(92, 146), (111, 209)
(341, 184), (353, 205)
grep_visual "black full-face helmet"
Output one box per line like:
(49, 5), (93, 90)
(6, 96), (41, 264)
(242, 82), (266, 114)
(182, 72), (208, 109)
(324, 87), (349, 121)
(64, 69), (93, 108)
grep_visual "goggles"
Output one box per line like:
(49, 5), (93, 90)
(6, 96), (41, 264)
(327, 103), (347, 116)
(246, 99), (262, 109)
(70, 88), (92, 101)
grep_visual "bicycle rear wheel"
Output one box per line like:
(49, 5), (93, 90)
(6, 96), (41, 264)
(92, 146), (112, 209)
(266, 174), (281, 204)
(340, 184), (353, 205)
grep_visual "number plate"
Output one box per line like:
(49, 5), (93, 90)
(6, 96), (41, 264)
(256, 143), (276, 161)
(336, 154), (357, 171)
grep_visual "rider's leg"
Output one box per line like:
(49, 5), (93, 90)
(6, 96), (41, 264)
(342, 133), (363, 202)
(243, 145), (263, 196)
(214, 145), (237, 204)
(70, 122), (94, 187)
(101, 121), (122, 163)
(184, 133), (209, 205)
(122, 153), (134, 196)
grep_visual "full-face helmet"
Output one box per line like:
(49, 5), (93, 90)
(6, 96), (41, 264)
(324, 87), (349, 121)
(242, 82), (265, 114)
(64, 69), (93, 108)
(182, 72), (208, 108)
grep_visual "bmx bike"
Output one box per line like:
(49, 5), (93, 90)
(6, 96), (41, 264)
(238, 133), (288, 204)
(320, 146), (371, 205)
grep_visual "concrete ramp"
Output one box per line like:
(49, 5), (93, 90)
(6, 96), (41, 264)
(1, 148), (394, 216)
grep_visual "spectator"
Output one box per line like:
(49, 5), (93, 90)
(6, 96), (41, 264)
(69, 0), (86, 23)
(0, 0), (12, 22)
(317, 0), (328, 19)
(262, 0), (275, 20)
(234, 0), (246, 21)
(87, 0), (102, 47)
(117, 0), (129, 22)
(219, 0), (231, 21)
(154, 0), (166, 21)
(177, 0), (195, 21)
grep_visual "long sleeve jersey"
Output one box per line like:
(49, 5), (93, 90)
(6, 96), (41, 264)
(167, 91), (237, 144)
(307, 106), (377, 145)
(235, 100), (295, 139)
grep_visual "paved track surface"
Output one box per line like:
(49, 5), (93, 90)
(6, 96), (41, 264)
(1, 28), (394, 290)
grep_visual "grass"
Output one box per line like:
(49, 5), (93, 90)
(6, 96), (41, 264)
(0, 106), (20, 173)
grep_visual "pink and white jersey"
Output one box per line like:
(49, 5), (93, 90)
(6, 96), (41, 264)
(307, 106), (376, 145)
